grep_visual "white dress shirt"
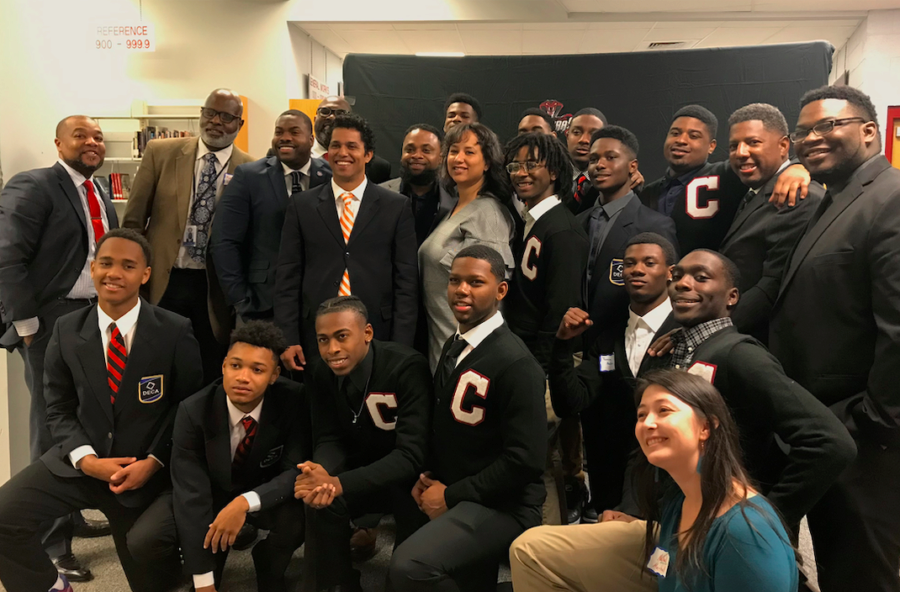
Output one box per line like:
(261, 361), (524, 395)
(624, 298), (673, 377)
(311, 139), (327, 160)
(174, 142), (234, 270)
(69, 300), (142, 469)
(192, 397), (265, 588)
(13, 160), (110, 338)
(283, 159), (312, 196)
(523, 194), (561, 238)
(454, 310), (505, 367)
(332, 177), (368, 221)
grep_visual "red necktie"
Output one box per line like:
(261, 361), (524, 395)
(232, 417), (258, 470)
(574, 172), (589, 204)
(84, 180), (105, 243)
(107, 323), (127, 405)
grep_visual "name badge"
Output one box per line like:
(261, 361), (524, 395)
(647, 546), (670, 577)
(138, 375), (164, 404)
(599, 354), (615, 372)
(223, 173), (233, 186)
(260, 445), (283, 468)
(687, 361), (717, 384)
(609, 258), (625, 286)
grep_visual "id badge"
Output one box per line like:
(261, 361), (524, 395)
(599, 354), (615, 372)
(647, 546), (670, 577)
(223, 173), (233, 186)
(184, 225), (197, 247)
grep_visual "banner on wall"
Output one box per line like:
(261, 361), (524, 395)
(308, 74), (331, 100)
(89, 23), (155, 52)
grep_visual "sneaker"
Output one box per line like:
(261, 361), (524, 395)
(564, 478), (585, 524)
(581, 504), (599, 524)
(52, 554), (92, 583)
(50, 574), (74, 592)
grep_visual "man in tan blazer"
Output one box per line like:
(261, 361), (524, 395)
(123, 88), (254, 383)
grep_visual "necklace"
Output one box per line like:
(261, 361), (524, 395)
(350, 375), (372, 425)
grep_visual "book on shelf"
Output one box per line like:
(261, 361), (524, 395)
(95, 177), (110, 198)
(109, 173), (126, 201)
(133, 126), (194, 158)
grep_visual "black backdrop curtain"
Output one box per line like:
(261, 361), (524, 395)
(343, 41), (833, 182)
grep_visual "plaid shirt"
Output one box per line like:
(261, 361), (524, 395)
(669, 317), (733, 369)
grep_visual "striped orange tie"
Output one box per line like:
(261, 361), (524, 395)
(339, 192), (355, 296)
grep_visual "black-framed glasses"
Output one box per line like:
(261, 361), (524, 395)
(790, 117), (867, 143)
(200, 108), (241, 124)
(317, 107), (348, 117)
(506, 161), (545, 174)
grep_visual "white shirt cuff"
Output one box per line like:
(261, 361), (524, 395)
(193, 572), (215, 589)
(148, 454), (164, 468)
(242, 491), (262, 513)
(13, 318), (39, 337)
(70, 446), (97, 469)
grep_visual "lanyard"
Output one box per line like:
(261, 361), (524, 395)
(193, 154), (231, 197)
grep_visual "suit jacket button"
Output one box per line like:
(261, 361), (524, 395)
(108, 432), (112, 439)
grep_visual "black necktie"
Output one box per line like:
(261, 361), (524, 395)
(291, 171), (303, 195)
(734, 189), (755, 217)
(436, 336), (469, 390)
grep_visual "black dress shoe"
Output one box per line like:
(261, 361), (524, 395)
(53, 553), (93, 582)
(73, 516), (110, 538)
(232, 522), (258, 551)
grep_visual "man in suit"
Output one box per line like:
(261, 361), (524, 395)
(770, 85), (900, 592)
(566, 108), (606, 215)
(311, 96), (392, 184)
(212, 110), (331, 323)
(442, 93), (481, 133)
(168, 321), (308, 592)
(0, 115), (119, 577)
(720, 103), (822, 343)
(0, 228), (204, 592)
(580, 125), (678, 346)
(123, 88), (255, 384)
(294, 296), (431, 592)
(275, 113), (418, 372)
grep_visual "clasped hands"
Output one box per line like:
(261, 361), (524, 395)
(294, 461), (341, 509)
(412, 472), (448, 520)
(78, 454), (161, 494)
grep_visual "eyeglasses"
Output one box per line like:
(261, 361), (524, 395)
(317, 107), (348, 117)
(506, 161), (545, 174)
(789, 117), (868, 143)
(200, 108), (241, 124)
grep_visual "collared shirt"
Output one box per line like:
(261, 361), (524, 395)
(658, 165), (705, 217)
(399, 179), (442, 246)
(174, 141), (234, 270)
(283, 159), (312, 196)
(669, 317), (733, 370)
(625, 298), (673, 376)
(587, 191), (635, 279)
(454, 310), (505, 367)
(523, 195), (561, 238)
(311, 140), (327, 160)
(332, 177), (368, 220)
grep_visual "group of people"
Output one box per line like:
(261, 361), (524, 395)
(0, 79), (897, 592)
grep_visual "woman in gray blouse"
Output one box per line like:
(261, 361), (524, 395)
(418, 123), (516, 370)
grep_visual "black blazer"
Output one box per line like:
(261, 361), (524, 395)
(171, 377), (310, 575)
(646, 325), (856, 526)
(771, 156), (900, 448)
(366, 155), (393, 185)
(719, 168), (822, 343)
(275, 181), (419, 354)
(0, 163), (119, 347)
(41, 300), (203, 507)
(211, 156), (331, 317)
(578, 196), (679, 343)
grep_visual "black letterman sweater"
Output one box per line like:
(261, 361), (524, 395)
(430, 323), (547, 510)
(506, 201), (588, 372)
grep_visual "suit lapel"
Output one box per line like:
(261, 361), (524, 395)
(348, 184), (381, 244)
(245, 396), (281, 472)
(316, 184), (346, 247)
(118, 301), (162, 409)
(208, 389), (233, 490)
(75, 306), (114, 424)
(637, 312), (679, 376)
(722, 191), (766, 245)
(175, 138), (198, 236)
(613, 335), (633, 379)
(266, 157), (290, 203)
(54, 163), (87, 233)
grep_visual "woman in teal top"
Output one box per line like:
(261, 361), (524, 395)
(634, 369), (799, 592)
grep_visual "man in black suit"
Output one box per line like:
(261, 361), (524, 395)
(275, 113), (418, 372)
(0, 115), (119, 577)
(0, 229), (204, 592)
(212, 110), (331, 323)
(579, 126), (678, 345)
(168, 321), (308, 592)
(770, 85), (900, 592)
(295, 296), (431, 592)
(719, 103), (822, 343)
(311, 96), (392, 184)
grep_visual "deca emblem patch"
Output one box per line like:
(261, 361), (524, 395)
(138, 375), (164, 404)
(609, 258), (625, 286)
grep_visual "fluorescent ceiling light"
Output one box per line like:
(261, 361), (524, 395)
(415, 52), (465, 57)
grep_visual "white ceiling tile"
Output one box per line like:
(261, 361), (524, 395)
(307, 29), (353, 54)
(586, 21), (659, 30)
(297, 23), (332, 31)
(340, 30), (411, 53)
(762, 25), (859, 45)
(579, 29), (648, 52)
(651, 20), (723, 28)
(396, 30), (465, 52)
(642, 26), (716, 41)
(459, 29), (524, 54)
(391, 23), (459, 30)
(522, 30), (585, 54)
(522, 22), (588, 30)
(456, 23), (523, 30)
(328, 23), (396, 31)
(693, 27), (785, 47)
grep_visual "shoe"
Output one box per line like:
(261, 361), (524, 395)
(232, 522), (258, 551)
(350, 526), (378, 562)
(50, 574), (74, 592)
(564, 477), (585, 524)
(581, 504), (599, 524)
(73, 516), (110, 538)
(53, 554), (92, 583)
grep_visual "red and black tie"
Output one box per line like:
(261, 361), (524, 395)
(573, 172), (590, 205)
(107, 323), (127, 405)
(232, 417), (258, 470)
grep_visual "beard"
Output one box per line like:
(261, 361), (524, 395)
(401, 166), (438, 187)
(64, 156), (102, 178)
(201, 127), (240, 150)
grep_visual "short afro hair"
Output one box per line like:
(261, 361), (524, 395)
(799, 85), (879, 127)
(672, 105), (718, 139)
(277, 109), (313, 133)
(444, 93), (483, 120)
(404, 122), (443, 143)
(573, 108), (608, 126)
(327, 113), (375, 153)
(229, 321), (288, 361)
(625, 232), (678, 266)
(316, 295), (369, 323)
(691, 249), (741, 290)
(518, 108), (555, 131)
(96, 228), (152, 267)
(503, 132), (574, 198)
(453, 244), (507, 281)
(590, 125), (640, 158)
(728, 103), (788, 136)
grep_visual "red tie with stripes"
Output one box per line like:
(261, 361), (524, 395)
(84, 180), (106, 243)
(107, 323), (127, 405)
(232, 417), (258, 470)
